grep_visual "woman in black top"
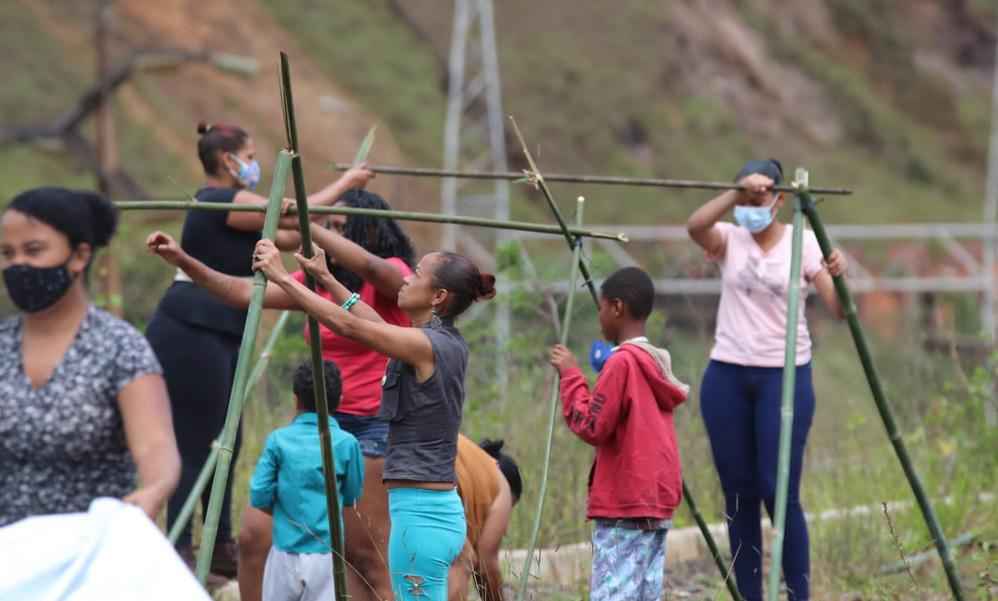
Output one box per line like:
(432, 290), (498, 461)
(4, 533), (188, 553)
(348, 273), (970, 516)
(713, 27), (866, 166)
(252, 237), (494, 601)
(145, 122), (371, 575)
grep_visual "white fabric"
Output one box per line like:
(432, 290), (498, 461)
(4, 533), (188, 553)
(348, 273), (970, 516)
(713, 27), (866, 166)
(0, 498), (211, 601)
(262, 547), (335, 601)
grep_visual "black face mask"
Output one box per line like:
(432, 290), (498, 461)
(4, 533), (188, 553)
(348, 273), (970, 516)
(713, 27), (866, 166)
(3, 259), (76, 313)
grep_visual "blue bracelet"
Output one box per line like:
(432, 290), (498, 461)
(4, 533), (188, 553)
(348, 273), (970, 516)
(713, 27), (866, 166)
(341, 292), (360, 311)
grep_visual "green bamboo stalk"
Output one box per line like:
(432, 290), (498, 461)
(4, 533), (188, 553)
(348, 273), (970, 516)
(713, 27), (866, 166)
(167, 310), (291, 545)
(244, 310), (293, 398)
(331, 163), (854, 195)
(507, 116), (599, 306)
(280, 51), (349, 601)
(168, 440), (220, 545)
(767, 169), (808, 601)
(800, 193), (966, 601)
(516, 197), (586, 601)
(196, 150), (293, 583)
(682, 481), (744, 601)
(113, 201), (627, 242)
(353, 125), (376, 165)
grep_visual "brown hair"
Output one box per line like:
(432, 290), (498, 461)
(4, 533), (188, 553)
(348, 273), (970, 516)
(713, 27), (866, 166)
(196, 121), (249, 176)
(431, 251), (496, 319)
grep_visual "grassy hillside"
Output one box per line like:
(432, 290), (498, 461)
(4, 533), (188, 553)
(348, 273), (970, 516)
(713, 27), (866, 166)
(0, 1), (195, 320)
(262, 0), (993, 229)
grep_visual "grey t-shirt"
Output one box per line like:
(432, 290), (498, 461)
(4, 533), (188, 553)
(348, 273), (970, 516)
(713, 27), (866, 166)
(378, 320), (469, 483)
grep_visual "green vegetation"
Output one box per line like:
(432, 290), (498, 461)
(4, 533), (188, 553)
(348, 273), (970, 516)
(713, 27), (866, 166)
(0, 1), (193, 321)
(2, 1), (996, 597)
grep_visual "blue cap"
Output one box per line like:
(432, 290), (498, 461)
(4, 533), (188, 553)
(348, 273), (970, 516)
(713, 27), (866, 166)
(735, 159), (783, 185)
(589, 340), (615, 373)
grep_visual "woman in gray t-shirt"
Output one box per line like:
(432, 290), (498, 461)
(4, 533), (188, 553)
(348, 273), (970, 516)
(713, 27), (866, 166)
(254, 239), (495, 601)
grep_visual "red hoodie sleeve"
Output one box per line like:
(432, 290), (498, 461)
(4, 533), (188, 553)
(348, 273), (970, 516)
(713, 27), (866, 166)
(559, 360), (627, 446)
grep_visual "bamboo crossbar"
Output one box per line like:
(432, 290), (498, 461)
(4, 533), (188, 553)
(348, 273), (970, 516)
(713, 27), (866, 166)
(332, 163), (854, 195)
(113, 201), (628, 242)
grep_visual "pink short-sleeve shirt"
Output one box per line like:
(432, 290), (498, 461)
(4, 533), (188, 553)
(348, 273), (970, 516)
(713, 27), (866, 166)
(708, 222), (825, 367)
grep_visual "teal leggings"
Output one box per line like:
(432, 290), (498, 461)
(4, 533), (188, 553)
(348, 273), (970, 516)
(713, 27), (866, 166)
(388, 487), (467, 601)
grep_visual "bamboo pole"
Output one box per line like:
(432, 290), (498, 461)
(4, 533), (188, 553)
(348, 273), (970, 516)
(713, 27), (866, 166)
(766, 169), (808, 601)
(682, 482), (743, 601)
(280, 51), (349, 601)
(511, 116), (741, 600)
(169, 440), (219, 545)
(167, 311), (291, 543)
(508, 116), (599, 306)
(196, 150), (293, 582)
(113, 201), (627, 242)
(800, 194), (966, 601)
(332, 163), (854, 196)
(516, 197), (586, 601)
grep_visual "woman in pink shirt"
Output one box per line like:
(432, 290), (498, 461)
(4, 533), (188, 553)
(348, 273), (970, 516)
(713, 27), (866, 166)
(148, 188), (414, 601)
(686, 159), (847, 601)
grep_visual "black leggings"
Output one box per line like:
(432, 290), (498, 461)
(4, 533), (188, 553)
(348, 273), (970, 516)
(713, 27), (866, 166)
(146, 310), (242, 548)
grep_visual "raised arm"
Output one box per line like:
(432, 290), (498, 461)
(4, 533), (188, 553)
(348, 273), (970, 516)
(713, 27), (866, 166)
(310, 223), (407, 299)
(146, 231), (299, 310)
(687, 190), (738, 257)
(687, 173), (774, 256)
(550, 345), (627, 446)
(225, 166), (374, 232)
(119, 374), (181, 519)
(293, 243), (386, 325)
(254, 240), (435, 380)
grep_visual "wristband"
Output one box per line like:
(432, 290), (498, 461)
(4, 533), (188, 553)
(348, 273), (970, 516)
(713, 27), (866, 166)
(341, 292), (360, 312)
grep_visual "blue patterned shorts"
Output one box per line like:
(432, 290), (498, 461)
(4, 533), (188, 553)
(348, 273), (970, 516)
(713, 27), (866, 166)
(591, 519), (670, 601)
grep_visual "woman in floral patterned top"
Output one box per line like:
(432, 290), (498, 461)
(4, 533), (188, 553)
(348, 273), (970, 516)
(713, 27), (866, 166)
(0, 187), (180, 526)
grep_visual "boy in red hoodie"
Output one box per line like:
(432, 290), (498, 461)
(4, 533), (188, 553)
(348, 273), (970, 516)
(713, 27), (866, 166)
(549, 266), (689, 601)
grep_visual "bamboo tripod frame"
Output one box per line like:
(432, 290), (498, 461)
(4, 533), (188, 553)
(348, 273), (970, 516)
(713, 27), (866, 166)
(762, 171), (965, 601)
(194, 150), (292, 582)
(508, 117), (744, 601)
(107, 52), (963, 600)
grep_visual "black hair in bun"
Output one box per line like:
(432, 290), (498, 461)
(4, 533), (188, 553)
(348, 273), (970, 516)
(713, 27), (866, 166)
(7, 187), (118, 250)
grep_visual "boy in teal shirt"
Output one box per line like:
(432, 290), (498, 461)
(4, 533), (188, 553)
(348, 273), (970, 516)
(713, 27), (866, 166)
(249, 359), (364, 601)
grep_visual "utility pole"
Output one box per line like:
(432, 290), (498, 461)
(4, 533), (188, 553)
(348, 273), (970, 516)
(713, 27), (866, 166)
(982, 10), (998, 426)
(442, 0), (511, 400)
(95, 0), (123, 317)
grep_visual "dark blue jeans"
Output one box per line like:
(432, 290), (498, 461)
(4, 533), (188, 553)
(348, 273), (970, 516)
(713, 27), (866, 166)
(700, 360), (816, 601)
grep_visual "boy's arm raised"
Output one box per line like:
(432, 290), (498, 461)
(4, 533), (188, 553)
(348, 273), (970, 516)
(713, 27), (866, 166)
(550, 345), (626, 445)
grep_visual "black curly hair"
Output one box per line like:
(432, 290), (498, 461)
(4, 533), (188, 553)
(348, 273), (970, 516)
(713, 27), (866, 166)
(330, 189), (416, 292)
(480, 438), (523, 505)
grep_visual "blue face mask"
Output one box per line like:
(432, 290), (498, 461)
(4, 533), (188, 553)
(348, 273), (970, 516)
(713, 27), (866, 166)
(589, 339), (615, 373)
(230, 155), (261, 191)
(733, 198), (777, 233)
